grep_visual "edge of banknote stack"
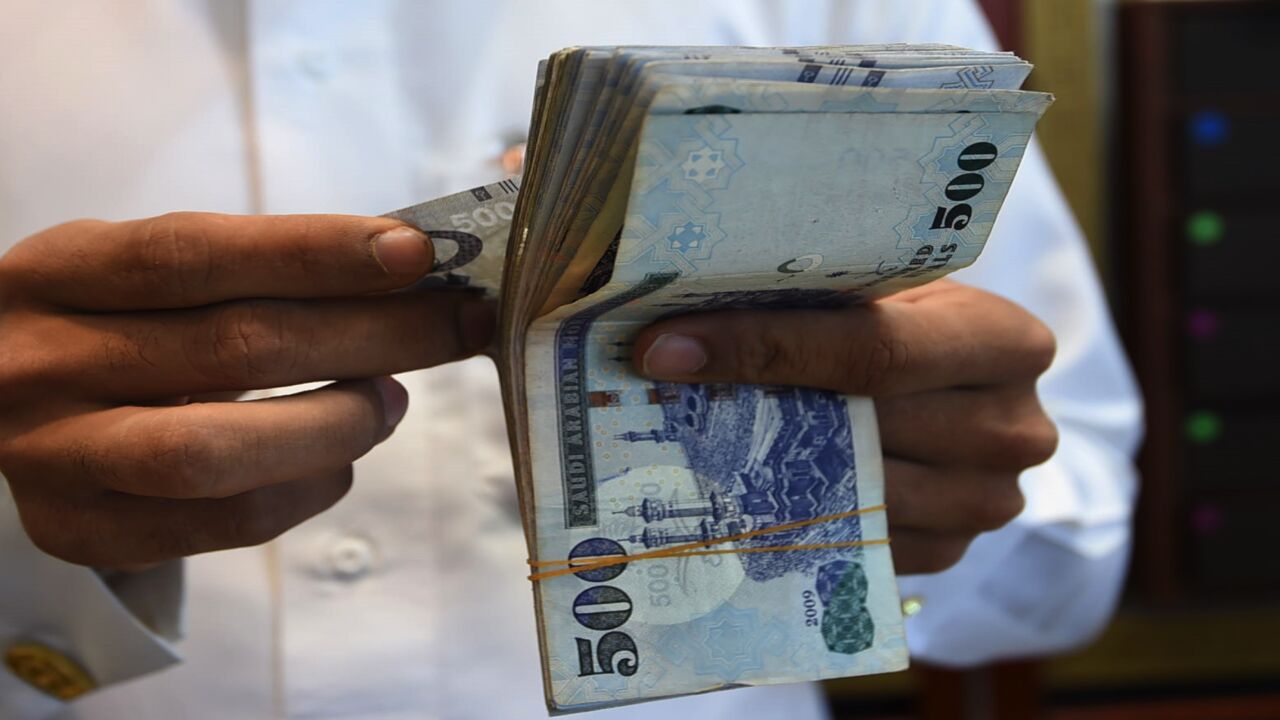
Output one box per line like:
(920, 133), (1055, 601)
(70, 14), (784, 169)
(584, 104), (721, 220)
(387, 44), (1052, 714)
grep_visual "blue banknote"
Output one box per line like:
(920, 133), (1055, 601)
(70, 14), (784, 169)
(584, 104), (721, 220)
(382, 46), (1053, 714)
(523, 82), (1048, 712)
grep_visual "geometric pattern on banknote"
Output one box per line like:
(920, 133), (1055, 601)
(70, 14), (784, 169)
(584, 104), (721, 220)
(927, 115), (1025, 189)
(939, 64), (997, 90)
(654, 603), (789, 682)
(621, 203), (725, 276)
(547, 652), (668, 707)
(816, 561), (874, 654)
(631, 114), (742, 268)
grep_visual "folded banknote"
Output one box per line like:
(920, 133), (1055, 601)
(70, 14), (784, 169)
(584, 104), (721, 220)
(387, 44), (1051, 714)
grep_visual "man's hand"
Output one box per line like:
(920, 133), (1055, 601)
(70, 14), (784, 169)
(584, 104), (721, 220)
(633, 280), (1058, 575)
(0, 213), (494, 568)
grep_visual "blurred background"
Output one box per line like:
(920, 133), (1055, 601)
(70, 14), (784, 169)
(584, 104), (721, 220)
(823, 0), (1280, 717)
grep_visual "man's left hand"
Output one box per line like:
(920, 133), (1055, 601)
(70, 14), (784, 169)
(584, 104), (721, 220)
(633, 279), (1059, 575)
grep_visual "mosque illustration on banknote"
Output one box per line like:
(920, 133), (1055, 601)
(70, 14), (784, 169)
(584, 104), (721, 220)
(600, 379), (876, 653)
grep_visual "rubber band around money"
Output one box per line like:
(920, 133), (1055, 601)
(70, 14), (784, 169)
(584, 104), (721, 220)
(527, 504), (889, 582)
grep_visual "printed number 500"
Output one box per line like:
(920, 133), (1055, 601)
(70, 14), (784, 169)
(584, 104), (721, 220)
(450, 201), (514, 232)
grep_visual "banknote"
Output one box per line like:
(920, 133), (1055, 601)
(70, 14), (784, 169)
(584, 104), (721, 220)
(522, 84), (1048, 712)
(381, 44), (1052, 714)
(384, 176), (520, 296)
(549, 75), (1043, 311)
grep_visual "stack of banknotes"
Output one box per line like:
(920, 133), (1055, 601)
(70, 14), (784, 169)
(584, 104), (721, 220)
(387, 44), (1051, 713)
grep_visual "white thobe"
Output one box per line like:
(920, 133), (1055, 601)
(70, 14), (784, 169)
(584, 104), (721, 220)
(0, 1), (1143, 718)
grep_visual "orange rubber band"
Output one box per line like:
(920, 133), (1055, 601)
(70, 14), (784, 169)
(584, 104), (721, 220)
(527, 503), (888, 582)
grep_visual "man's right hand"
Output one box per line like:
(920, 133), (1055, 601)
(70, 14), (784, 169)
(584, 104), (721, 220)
(0, 212), (494, 569)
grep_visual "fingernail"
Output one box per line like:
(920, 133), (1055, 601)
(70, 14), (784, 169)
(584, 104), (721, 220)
(374, 376), (409, 428)
(459, 298), (497, 354)
(372, 226), (432, 276)
(642, 334), (708, 377)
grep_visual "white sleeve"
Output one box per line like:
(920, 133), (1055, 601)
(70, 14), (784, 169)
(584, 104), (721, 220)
(0, 480), (182, 719)
(769, 0), (1145, 663)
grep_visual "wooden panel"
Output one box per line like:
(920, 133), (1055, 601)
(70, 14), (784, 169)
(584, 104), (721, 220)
(1023, 0), (1108, 271)
(1048, 694), (1280, 720)
(1043, 607), (1280, 689)
(977, 0), (1025, 54)
(1118, 0), (1181, 603)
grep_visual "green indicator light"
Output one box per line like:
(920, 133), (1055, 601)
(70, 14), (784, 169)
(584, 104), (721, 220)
(1187, 211), (1224, 246)
(1185, 411), (1222, 444)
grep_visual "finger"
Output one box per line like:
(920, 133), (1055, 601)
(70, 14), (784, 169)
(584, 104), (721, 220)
(16, 469), (353, 569)
(4, 213), (434, 310)
(890, 528), (976, 576)
(876, 386), (1059, 471)
(19, 379), (406, 499)
(38, 291), (494, 399)
(632, 292), (1055, 396)
(883, 458), (1025, 534)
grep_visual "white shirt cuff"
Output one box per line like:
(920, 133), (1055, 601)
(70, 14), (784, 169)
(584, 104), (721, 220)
(1, 486), (182, 716)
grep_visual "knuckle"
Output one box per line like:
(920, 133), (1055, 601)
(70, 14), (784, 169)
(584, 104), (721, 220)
(134, 212), (214, 302)
(59, 438), (128, 489)
(196, 300), (300, 385)
(1013, 415), (1060, 467)
(96, 323), (162, 374)
(850, 331), (910, 395)
(971, 480), (1027, 531)
(140, 417), (223, 498)
(985, 412), (1060, 470)
(731, 321), (792, 381)
(280, 215), (324, 276)
(1020, 318), (1057, 376)
(1026, 416), (1061, 465)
